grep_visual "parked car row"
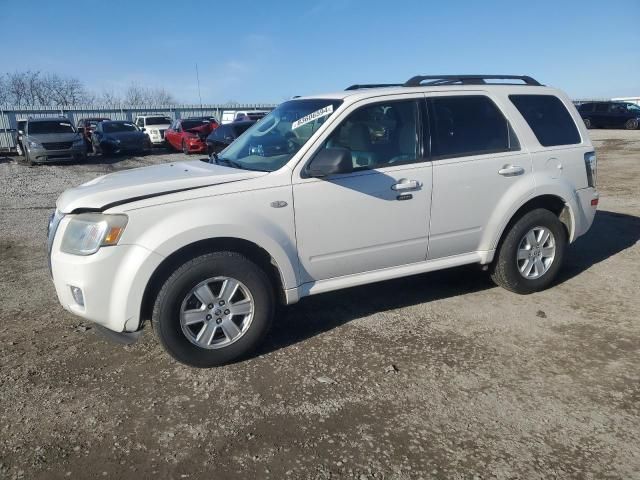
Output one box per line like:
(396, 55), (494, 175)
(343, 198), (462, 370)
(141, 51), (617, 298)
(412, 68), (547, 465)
(577, 101), (640, 129)
(14, 113), (262, 165)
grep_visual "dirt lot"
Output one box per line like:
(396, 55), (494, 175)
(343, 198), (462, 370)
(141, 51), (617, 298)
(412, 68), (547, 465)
(0, 131), (638, 480)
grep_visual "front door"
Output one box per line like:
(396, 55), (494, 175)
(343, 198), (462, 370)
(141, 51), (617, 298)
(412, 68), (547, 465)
(293, 98), (432, 283)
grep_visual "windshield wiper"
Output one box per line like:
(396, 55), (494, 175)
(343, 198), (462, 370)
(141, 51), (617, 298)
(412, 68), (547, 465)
(213, 155), (269, 172)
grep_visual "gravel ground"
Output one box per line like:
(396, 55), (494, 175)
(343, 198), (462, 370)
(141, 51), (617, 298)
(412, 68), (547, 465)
(0, 132), (638, 480)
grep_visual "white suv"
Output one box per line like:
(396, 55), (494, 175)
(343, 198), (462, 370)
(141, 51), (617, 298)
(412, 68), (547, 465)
(49, 75), (598, 367)
(134, 115), (172, 145)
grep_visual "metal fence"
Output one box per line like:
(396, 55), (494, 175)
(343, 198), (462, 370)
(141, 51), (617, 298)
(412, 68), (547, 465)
(0, 104), (277, 151)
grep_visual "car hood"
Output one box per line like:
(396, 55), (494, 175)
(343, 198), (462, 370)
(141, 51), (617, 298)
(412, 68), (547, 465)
(56, 160), (267, 213)
(29, 132), (82, 143)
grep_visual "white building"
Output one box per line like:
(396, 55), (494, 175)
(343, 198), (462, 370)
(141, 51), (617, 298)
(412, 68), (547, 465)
(612, 96), (640, 106)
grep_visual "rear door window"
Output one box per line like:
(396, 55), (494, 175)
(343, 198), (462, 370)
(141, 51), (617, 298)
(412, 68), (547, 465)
(429, 95), (519, 159)
(510, 94), (581, 147)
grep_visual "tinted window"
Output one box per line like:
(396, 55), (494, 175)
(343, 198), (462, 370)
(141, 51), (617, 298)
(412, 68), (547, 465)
(318, 100), (419, 169)
(29, 120), (76, 134)
(182, 119), (210, 130)
(578, 103), (594, 112)
(594, 103), (609, 113)
(103, 122), (137, 133)
(510, 95), (581, 147)
(145, 116), (171, 125)
(429, 96), (519, 159)
(232, 123), (253, 137)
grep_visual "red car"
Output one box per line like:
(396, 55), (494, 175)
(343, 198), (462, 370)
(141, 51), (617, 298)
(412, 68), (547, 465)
(165, 117), (219, 154)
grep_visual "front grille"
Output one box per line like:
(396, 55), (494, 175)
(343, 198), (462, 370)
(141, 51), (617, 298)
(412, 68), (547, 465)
(42, 142), (72, 150)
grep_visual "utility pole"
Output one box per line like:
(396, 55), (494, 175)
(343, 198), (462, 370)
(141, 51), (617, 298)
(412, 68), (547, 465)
(195, 64), (203, 110)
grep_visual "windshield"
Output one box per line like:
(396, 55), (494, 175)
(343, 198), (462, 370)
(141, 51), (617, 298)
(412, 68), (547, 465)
(29, 120), (76, 134)
(182, 119), (210, 130)
(218, 99), (342, 171)
(103, 122), (138, 133)
(146, 116), (171, 125)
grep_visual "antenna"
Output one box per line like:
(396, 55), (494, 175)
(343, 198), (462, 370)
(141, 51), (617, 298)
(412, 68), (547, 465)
(195, 63), (203, 109)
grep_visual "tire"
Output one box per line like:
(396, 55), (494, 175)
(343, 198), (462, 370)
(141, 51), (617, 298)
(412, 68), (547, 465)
(625, 118), (639, 130)
(15, 141), (23, 157)
(182, 140), (190, 155)
(490, 208), (567, 294)
(583, 118), (592, 129)
(152, 251), (275, 367)
(22, 148), (34, 166)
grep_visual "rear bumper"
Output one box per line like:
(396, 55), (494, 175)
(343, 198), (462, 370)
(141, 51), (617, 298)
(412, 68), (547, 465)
(573, 187), (598, 240)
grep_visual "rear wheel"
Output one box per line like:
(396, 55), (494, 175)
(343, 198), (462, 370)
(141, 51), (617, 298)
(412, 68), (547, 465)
(182, 140), (190, 155)
(625, 118), (639, 130)
(15, 141), (23, 157)
(583, 118), (592, 129)
(152, 251), (274, 367)
(490, 208), (567, 294)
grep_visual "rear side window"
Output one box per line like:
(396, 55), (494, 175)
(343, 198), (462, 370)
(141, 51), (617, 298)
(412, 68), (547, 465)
(510, 95), (581, 147)
(429, 96), (520, 159)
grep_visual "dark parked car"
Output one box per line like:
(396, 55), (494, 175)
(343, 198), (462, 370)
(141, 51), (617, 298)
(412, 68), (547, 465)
(578, 101), (640, 129)
(206, 120), (255, 156)
(77, 117), (111, 147)
(91, 121), (151, 155)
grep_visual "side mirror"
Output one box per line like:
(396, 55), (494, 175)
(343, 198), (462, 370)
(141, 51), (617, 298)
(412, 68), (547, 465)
(140, 127), (146, 132)
(308, 148), (353, 177)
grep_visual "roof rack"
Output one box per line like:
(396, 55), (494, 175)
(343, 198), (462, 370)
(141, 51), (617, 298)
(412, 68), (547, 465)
(404, 75), (541, 87)
(345, 83), (403, 91)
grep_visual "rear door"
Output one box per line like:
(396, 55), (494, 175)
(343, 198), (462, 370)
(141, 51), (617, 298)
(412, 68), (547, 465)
(426, 93), (529, 259)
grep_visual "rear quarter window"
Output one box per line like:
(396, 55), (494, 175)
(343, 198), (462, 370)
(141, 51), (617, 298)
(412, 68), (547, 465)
(510, 94), (581, 147)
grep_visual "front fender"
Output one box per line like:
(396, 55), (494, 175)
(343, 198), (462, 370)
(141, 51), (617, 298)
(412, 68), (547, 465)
(119, 187), (299, 291)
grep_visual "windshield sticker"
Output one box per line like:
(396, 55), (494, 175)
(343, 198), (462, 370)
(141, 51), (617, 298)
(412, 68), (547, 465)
(292, 105), (333, 130)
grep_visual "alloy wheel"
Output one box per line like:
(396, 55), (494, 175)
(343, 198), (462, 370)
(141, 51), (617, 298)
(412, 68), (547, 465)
(179, 276), (255, 349)
(516, 226), (556, 280)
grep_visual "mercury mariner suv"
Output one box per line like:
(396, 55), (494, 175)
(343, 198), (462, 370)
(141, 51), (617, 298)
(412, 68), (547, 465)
(49, 75), (599, 367)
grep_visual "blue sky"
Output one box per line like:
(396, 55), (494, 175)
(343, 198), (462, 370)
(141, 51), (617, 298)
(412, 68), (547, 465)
(1, 0), (638, 103)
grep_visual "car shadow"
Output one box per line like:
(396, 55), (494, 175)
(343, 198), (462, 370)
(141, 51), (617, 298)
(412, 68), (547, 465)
(257, 209), (639, 357)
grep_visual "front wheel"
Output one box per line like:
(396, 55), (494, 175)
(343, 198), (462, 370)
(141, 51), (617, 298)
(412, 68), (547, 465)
(625, 118), (639, 130)
(182, 140), (190, 155)
(490, 208), (567, 294)
(152, 252), (275, 367)
(583, 118), (592, 129)
(15, 141), (23, 157)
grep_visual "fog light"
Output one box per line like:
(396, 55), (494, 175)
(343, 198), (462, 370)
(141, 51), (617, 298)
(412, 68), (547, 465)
(70, 286), (85, 307)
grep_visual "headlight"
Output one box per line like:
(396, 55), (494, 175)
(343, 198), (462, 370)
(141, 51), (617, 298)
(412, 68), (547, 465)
(151, 129), (159, 135)
(61, 213), (128, 256)
(28, 140), (41, 148)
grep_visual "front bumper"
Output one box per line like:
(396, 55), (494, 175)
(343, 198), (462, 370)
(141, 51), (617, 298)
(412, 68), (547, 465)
(147, 129), (168, 145)
(28, 145), (87, 163)
(50, 219), (164, 333)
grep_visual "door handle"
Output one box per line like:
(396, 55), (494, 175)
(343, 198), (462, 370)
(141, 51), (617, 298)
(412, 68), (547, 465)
(498, 165), (525, 177)
(391, 179), (421, 191)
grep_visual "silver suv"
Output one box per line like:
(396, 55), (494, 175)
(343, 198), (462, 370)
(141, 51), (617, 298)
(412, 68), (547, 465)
(49, 75), (598, 367)
(19, 117), (87, 165)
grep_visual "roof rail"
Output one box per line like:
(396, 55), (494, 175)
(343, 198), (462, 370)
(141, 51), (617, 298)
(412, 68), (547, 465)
(404, 75), (542, 87)
(345, 83), (403, 91)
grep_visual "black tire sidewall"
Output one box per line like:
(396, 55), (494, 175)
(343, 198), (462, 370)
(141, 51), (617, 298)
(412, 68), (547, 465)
(496, 209), (567, 294)
(153, 252), (274, 367)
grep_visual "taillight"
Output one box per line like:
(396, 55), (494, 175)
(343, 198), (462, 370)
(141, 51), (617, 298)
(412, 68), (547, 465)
(584, 151), (596, 187)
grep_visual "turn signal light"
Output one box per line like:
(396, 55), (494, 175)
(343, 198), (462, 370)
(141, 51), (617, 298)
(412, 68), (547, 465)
(104, 226), (125, 245)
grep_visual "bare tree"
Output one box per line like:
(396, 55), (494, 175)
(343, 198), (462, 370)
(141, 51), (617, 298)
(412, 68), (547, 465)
(0, 70), (92, 106)
(124, 83), (176, 106)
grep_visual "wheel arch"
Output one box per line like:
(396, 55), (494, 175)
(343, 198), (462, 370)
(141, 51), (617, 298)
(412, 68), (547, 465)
(491, 194), (573, 256)
(139, 237), (287, 327)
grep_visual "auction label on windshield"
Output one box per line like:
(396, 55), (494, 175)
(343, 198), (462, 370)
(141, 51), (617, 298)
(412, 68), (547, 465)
(292, 105), (333, 130)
